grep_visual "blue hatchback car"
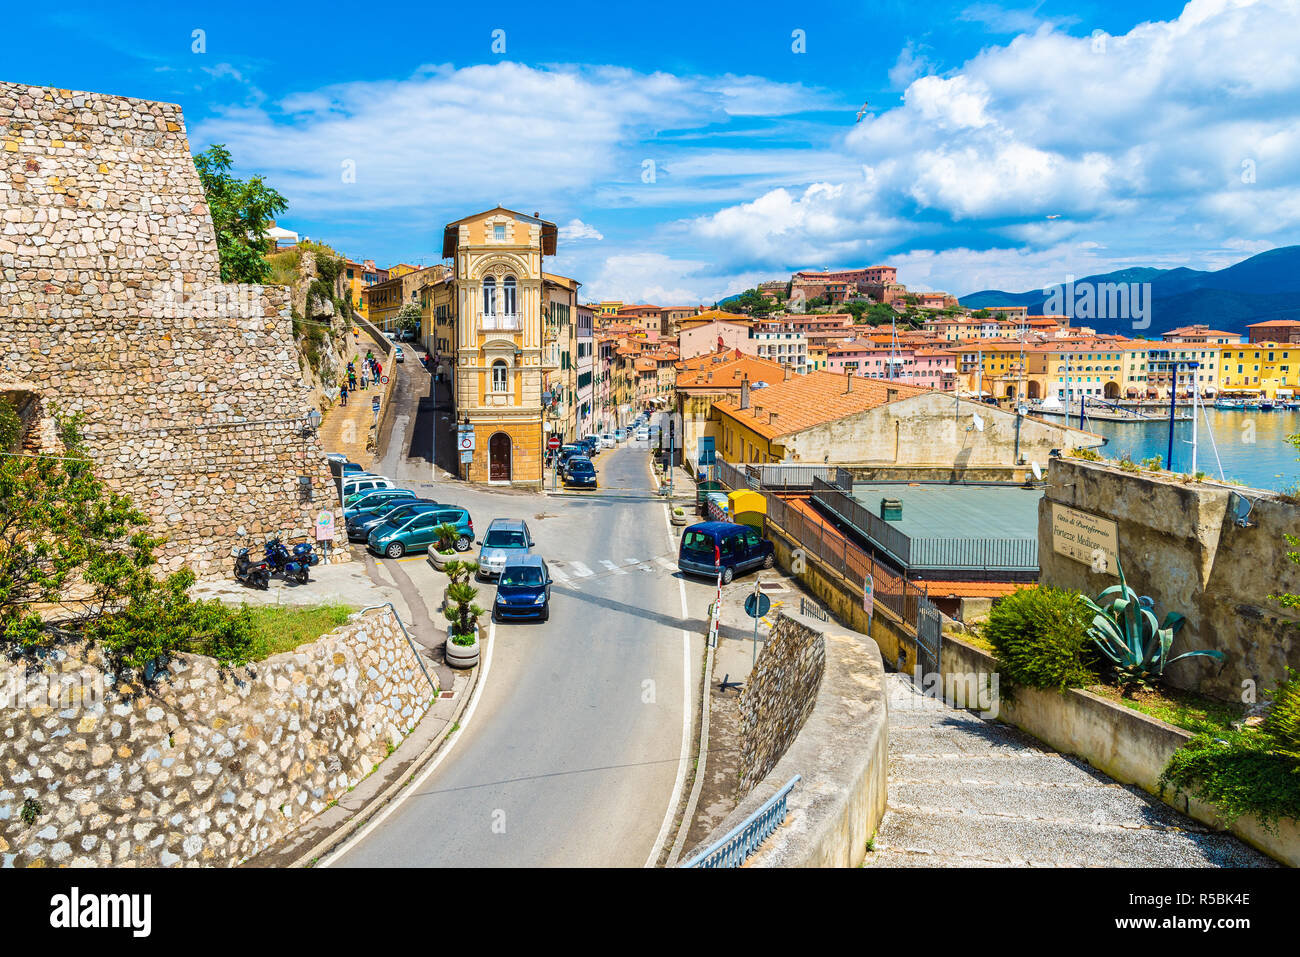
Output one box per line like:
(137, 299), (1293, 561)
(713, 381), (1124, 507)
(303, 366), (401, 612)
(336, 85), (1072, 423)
(492, 553), (553, 622)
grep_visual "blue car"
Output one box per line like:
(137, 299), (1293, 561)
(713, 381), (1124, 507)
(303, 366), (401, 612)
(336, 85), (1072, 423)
(563, 456), (598, 488)
(492, 554), (553, 622)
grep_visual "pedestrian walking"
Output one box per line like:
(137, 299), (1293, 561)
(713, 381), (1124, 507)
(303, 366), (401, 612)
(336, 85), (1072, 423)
(348, 371), (357, 389)
(339, 383), (348, 407)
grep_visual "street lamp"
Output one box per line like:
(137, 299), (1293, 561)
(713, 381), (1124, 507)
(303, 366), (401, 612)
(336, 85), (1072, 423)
(302, 408), (322, 435)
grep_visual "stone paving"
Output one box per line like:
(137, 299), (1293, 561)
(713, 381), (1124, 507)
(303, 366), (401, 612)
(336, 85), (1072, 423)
(867, 674), (1275, 868)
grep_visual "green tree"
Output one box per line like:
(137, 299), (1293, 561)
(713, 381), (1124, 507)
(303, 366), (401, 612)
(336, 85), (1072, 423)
(394, 302), (423, 334)
(0, 402), (252, 676)
(193, 144), (288, 284)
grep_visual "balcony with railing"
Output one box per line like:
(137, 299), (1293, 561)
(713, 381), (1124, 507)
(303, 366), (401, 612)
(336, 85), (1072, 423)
(480, 313), (520, 331)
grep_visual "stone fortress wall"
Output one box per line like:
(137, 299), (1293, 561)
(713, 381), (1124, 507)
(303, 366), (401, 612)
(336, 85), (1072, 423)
(0, 81), (342, 576)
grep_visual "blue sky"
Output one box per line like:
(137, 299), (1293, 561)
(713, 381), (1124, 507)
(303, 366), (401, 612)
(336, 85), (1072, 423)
(8, 0), (1300, 302)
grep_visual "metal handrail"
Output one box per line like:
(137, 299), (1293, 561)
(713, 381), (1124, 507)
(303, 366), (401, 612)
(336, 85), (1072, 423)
(681, 775), (801, 868)
(357, 603), (439, 696)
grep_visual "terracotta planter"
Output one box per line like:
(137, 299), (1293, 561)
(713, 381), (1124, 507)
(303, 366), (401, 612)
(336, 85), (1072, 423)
(445, 624), (480, 669)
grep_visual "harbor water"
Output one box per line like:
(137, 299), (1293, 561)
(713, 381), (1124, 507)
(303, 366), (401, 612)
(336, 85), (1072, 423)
(1037, 408), (1300, 491)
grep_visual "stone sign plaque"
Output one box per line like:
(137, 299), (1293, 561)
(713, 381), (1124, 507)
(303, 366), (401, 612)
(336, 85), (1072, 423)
(1050, 503), (1119, 572)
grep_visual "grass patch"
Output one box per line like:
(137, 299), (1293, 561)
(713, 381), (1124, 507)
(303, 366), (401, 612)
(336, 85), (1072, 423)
(244, 603), (357, 661)
(1088, 682), (1245, 736)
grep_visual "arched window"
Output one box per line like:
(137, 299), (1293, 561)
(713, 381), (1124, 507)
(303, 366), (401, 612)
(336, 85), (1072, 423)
(491, 360), (508, 392)
(482, 277), (497, 316)
(503, 276), (517, 316)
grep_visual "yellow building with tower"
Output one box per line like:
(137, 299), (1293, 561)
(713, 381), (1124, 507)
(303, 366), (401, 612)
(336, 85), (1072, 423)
(431, 207), (559, 488)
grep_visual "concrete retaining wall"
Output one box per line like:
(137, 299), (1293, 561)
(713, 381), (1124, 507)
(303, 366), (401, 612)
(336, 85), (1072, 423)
(0, 607), (434, 867)
(689, 611), (889, 868)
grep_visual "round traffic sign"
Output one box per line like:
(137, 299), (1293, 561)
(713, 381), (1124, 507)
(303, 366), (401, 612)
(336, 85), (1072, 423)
(547, 435), (561, 450)
(744, 593), (772, 619)
(380, 375), (390, 385)
(459, 435), (473, 451)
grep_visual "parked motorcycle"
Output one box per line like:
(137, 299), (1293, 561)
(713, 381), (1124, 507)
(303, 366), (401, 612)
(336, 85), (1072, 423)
(263, 537), (311, 584)
(292, 541), (322, 567)
(233, 548), (271, 590)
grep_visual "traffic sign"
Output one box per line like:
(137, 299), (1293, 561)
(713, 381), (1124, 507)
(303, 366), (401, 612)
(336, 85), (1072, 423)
(547, 435), (561, 451)
(380, 375), (389, 385)
(458, 432), (475, 452)
(743, 593), (771, 619)
(459, 450), (473, 464)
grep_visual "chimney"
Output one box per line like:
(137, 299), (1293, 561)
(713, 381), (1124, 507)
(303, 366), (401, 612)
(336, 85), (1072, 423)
(845, 368), (854, 393)
(769, 412), (778, 426)
(887, 387), (899, 402)
(783, 364), (791, 381)
(754, 404), (763, 419)
(740, 376), (750, 409)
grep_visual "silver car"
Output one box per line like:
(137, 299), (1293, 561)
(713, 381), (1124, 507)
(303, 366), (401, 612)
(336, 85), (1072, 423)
(476, 518), (534, 581)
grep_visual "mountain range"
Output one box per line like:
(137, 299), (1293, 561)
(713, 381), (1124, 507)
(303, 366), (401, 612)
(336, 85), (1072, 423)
(959, 245), (1300, 336)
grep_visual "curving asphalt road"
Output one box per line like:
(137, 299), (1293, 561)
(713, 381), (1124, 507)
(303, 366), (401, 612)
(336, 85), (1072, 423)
(328, 435), (709, 867)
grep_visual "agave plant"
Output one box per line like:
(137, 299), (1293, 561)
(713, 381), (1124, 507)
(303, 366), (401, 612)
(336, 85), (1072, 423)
(1080, 557), (1224, 689)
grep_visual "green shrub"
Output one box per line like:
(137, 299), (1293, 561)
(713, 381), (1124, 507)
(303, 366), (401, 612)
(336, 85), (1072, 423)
(0, 396), (21, 451)
(1160, 732), (1300, 831)
(984, 586), (1099, 691)
(1159, 669), (1300, 830)
(1264, 668), (1300, 759)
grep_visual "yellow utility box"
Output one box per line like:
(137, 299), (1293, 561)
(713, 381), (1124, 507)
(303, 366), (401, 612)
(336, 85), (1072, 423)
(727, 489), (766, 531)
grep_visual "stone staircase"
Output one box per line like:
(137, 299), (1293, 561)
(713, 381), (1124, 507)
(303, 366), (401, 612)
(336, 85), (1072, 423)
(866, 674), (1274, 868)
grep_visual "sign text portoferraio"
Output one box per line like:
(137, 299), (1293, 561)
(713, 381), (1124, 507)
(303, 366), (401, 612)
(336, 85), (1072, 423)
(1050, 503), (1119, 572)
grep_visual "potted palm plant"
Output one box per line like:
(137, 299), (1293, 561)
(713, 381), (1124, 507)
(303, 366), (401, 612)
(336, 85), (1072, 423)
(427, 522), (460, 571)
(442, 560), (483, 669)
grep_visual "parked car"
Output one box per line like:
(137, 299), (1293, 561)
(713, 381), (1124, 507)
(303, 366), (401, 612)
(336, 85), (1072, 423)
(678, 521), (774, 584)
(477, 518), (534, 581)
(492, 553), (553, 622)
(556, 444), (583, 469)
(348, 499), (440, 542)
(613, 428), (626, 442)
(367, 504), (472, 558)
(394, 346), (405, 363)
(341, 474), (394, 503)
(634, 427), (650, 442)
(343, 487), (416, 519)
(563, 456), (598, 488)
(327, 456), (367, 479)
(600, 433), (616, 449)
(577, 435), (600, 457)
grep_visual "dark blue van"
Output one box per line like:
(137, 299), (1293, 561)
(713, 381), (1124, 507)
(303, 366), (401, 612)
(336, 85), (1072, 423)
(678, 521), (775, 584)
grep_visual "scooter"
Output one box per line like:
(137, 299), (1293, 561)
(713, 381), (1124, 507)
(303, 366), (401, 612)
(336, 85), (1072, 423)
(264, 537), (310, 585)
(233, 548), (271, 590)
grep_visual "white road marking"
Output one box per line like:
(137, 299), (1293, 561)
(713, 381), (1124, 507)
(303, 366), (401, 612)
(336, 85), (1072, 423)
(645, 503), (695, 869)
(600, 559), (625, 575)
(549, 566), (570, 583)
(655, 557), (676, 572)
(320, 619), (497, 867)
(570, 561), (594, 578)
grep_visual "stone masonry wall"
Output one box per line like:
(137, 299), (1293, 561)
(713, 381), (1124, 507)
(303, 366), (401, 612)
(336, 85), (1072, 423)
(1039, 457), (1300, 701)
(739, 612), (826, 789)
(0, 607), (434, 867)
(0, 82), (341, 576)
